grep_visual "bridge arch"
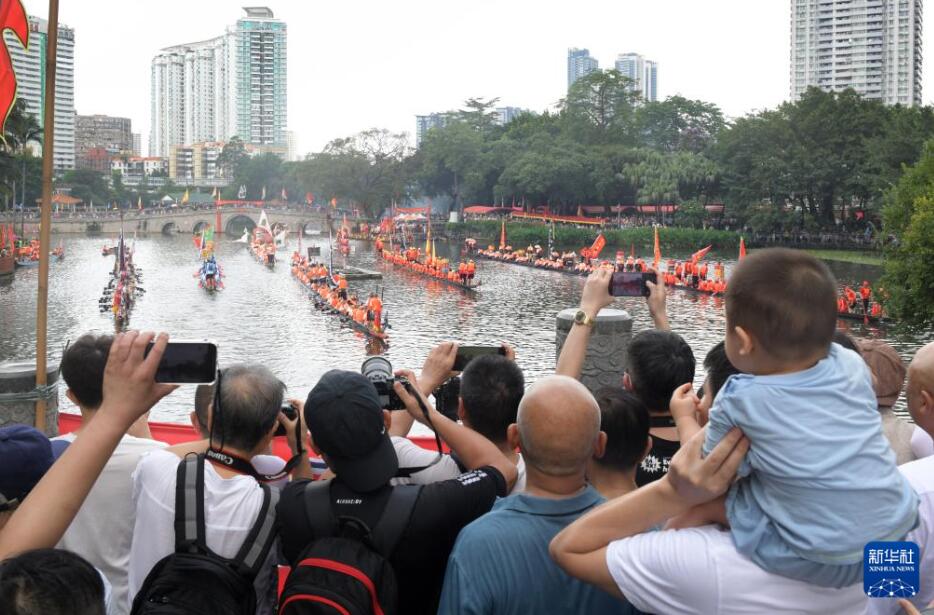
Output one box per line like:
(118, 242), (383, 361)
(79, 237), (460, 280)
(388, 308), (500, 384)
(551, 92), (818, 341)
(225, 215), (256, 238)
(301, 220), (325, 235)
(192, 220), (211, 235)
(161, 221), (178, 235)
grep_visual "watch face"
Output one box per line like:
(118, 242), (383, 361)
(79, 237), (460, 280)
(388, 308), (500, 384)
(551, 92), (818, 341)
(575, 310), (586, 324)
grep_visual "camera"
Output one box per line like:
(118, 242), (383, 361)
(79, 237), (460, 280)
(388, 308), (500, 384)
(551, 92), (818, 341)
(361, 355), (407, 411)
(434, 376), (461, 422)
(274, 402), (297, 437)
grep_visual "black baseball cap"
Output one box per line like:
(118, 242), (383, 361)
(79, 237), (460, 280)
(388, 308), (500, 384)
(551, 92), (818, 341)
(305, 370), (398, 492)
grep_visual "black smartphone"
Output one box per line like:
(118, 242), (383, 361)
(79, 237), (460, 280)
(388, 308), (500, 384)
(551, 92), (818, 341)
(453, 345), (506, 371)
(275, 402), (297, 437)
(144, 341), (217, 384)
(609, 271), (657, 297)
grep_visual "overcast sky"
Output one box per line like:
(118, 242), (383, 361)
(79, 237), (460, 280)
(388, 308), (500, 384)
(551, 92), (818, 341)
(18, 0), (934, 156)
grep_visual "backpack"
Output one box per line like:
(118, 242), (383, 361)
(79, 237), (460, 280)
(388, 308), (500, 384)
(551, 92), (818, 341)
(130, 454), (280, 615)
(278, 480), (421, 615)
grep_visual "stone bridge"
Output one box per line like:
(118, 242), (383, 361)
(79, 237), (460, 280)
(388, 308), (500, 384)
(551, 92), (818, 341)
(0, 208), (348, 237)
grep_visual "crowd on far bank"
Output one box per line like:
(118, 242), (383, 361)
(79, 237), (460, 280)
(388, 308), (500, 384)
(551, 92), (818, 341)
(1, 247), (933, 615)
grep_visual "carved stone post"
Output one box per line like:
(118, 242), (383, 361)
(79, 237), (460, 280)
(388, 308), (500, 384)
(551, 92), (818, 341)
(0, 361), (60, 436)
(555, 308), (633, 393)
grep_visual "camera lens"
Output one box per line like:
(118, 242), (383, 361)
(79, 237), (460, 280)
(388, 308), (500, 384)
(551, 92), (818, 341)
(361, 355), (393, 384)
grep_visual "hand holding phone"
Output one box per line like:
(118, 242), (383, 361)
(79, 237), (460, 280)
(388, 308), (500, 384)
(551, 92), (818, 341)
(143, 341), (217, 384)
(609, 271), (657, 297)
(452, 345), (507, 371)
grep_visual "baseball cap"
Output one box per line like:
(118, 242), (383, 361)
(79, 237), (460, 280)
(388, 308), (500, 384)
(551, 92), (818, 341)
(0, 425), (55, 509)
(305, 370), (398, 492)
(859, 339), (907, 408)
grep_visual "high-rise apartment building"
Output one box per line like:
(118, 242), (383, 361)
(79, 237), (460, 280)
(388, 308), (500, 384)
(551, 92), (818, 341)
(75, 114), (132, 169)
(150, 7), (287, 156)
(567, 48), (599, 90)
(790, 0), (922, 105)
(494, 106), (529, 125)
(132, 133), (142, 156)
(415, 113), (451, 146)
(615, 53), (659, 102)
(4, 17), (75, 170)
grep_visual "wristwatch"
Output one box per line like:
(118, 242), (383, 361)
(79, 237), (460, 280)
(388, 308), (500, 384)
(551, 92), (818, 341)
(573, 310), (595, 327)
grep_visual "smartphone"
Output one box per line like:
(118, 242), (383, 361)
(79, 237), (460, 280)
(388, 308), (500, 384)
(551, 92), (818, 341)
(453, 345), (506, 371)
(609, 271), (657, 297)
(144, 341), (217, 384)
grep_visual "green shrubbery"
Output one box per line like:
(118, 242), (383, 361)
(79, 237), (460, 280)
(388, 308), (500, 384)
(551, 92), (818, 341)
(445, 220), (740, 252)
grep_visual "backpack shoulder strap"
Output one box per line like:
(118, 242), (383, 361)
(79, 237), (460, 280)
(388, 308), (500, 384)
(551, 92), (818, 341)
(370, 485), (421, 557)
(231, 483), (280, 578)
(174, 454), (208, 554)
(302, 479), (338, 538)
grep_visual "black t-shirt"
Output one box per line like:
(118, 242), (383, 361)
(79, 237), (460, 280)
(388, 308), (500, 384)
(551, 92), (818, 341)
(635, 435), (680, 487)
(277, 466), (507, 615)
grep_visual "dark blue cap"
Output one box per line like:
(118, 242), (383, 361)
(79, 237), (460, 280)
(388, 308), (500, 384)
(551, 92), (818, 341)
(0, 425), (55, 504)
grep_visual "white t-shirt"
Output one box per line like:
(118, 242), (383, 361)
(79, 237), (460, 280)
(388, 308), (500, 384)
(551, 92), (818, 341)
(606, 525), (867, 615)
(53, 432), (167, 615)
(865, 455), (934, 615)
(390, 435), (527, 494)
(129, 449), (279, 615)
(910, 426), (933, 459)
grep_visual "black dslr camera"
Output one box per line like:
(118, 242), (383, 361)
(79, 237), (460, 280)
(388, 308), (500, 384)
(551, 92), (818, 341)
(361, 356), (408, 411)
(433, 376), (461, 422)
(274, 402), (297, 437)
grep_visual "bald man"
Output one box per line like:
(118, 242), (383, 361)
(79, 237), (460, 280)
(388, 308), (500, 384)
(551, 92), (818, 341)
(868, 342), (934, 615)
(437, 376), (637, 615)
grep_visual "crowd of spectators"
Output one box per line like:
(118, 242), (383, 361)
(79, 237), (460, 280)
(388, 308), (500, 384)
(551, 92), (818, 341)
(0, 247), (933, 614)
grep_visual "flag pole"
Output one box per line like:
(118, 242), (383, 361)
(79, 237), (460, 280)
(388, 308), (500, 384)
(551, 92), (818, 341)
(34, 0), (60, 433)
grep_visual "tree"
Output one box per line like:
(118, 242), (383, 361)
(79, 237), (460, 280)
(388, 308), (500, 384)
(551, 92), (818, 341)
(880, 139), (934, 323)
(417, 122), (486, 214)
(560, 69), (640, 145)
(635, 95), (725, 153)
(218, 136), (248, 179)
(457, 97), (501, 138)
(61, 169), (112, 206)
(291, 129), (410, 216)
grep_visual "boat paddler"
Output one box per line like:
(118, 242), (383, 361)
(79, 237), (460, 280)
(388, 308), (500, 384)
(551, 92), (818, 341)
(844, 285), (857, 310)
(837, 295), (848, 314)
(367, 292), (383, 331)
(337, 274), (348, 300)
(859, 281), (872, 314)
(466, 260), (476, 285)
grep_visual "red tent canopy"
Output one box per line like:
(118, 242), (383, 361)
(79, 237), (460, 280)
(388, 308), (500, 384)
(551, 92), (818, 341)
(511, 211), (605, 225)
(464, 205), (521, 215)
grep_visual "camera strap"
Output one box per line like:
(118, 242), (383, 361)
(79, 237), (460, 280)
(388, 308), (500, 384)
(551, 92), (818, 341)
(395, 382), (446, 479)
(206, 395), (306, 483)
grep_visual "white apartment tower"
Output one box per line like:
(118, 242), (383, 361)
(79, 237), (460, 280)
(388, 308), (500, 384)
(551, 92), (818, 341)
(615, 53), (658, 102)
(150, 7), (287, 157)
(567, 48), (599, 90)
(4, 17), (76, 170)
(790, 0), (922, 105)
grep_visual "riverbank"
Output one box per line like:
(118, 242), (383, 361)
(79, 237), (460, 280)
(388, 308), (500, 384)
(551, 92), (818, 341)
(804, 249), (884, 266)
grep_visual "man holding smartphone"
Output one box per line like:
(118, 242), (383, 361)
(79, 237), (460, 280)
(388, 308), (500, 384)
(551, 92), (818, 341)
(389, 342), (528, 494)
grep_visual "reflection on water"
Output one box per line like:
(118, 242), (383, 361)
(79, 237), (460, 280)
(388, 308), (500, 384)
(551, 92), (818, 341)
(0, 236), (930, 422)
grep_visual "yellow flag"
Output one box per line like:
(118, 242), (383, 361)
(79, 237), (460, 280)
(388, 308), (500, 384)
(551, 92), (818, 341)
(182, 189), (190, 205)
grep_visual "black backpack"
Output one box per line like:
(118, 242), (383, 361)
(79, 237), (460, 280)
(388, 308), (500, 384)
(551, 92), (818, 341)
(130, 454), (280, 615)
(278, 480), (421, 615)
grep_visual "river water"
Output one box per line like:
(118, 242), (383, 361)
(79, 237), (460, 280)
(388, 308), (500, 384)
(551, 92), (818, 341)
(1, 235), (931, 423)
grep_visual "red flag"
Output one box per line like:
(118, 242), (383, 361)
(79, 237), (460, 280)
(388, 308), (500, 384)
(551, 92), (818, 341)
(589, 233), (606, 258)
(690, 245), (712, 264)
(0, 0), (27, 136)
(499, 219), (506, 249)
(305, 192), (313, 204)
(653, 226), (661, 269)
(739, 237), (746, 260)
